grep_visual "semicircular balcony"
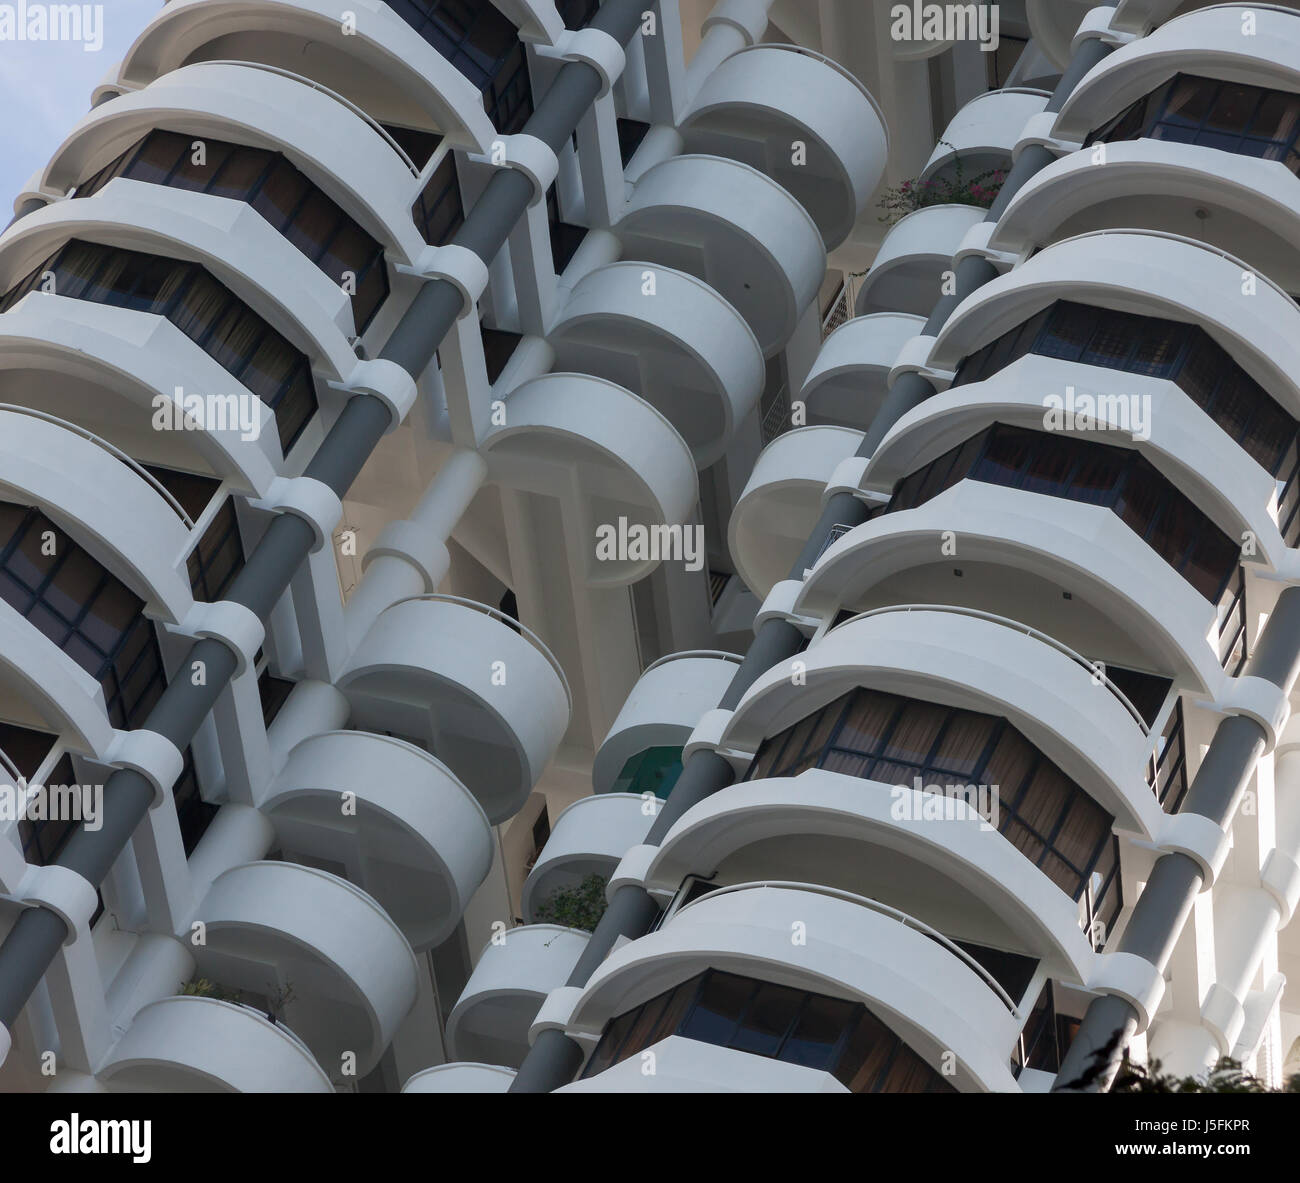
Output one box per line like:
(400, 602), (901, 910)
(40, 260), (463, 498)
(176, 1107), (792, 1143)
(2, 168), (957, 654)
(921, 88), (1051, 186)
(991, 139), (1300, 292)
(0, 182), (357, 373)
(853, 204), (987, 318)
(339, 594), (571, 824)
(548, 261), (765, 468)
(1026, 0), (1095, 70)
(722, 605), (1162, 839)
(263, 730), (494, 951)
(592, 650), (742, 796)
(931, 230), (1300, 426)
(0, 406), (195, 622)
(402, 1062), (516, 1092)
(446, 924), (590, 1069)
(727, 426), (865, 598)
(0, 298), (279, 495)
(193, 859), (420, 1079)
(110, 0), (498, 154)
(98, 995), (334, 1092)
(798, 480), (1227, 698)
(38, 62), (426, 268)
(481, 371), (698, 587)
(679, 44), (889, 250)
(642, 773), (1097, 986)
(618, 154), (826, 357)
(566, 883), (1022, 1092)
(866, 349), (1283, 566)
(521, 792), (660, 923)
(1054, 4), (1300, 147)
(798, 312), (924, 430)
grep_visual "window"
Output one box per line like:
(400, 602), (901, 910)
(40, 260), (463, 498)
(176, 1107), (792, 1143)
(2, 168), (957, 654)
(73, 130), (389, 333)
(0, 240), (317, 453)
(384, 1), (534, 134)
(580, 969), (955, 1092)
(556, 0), (601, 29)
(1089, 73), (1300, 176)
(257, 667), (296, 726)
(609, 746), (684, 800)
(952, 301), (1300, 482)
(0, 503), (166, 730)
(884, 423), (1242, 603)
(546, 185), (586, 274)
(412, 153), (466, 246)
(745, 687), (1121, 912)
(185, 499), (245, 603)
(172, 747), (217, 856)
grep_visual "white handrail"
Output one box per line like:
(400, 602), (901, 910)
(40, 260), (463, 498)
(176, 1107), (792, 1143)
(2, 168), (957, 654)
(0, 403), (193, 528)
(199, 60), (421, 177)
(837, 604), (1151, 735)
(641, 650), (743, 675)
(393, 593), (572, 709)
(675, 880), (1020, 1014)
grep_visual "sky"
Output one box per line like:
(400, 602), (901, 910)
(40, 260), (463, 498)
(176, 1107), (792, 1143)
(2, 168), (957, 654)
(0, 1), (161, 209)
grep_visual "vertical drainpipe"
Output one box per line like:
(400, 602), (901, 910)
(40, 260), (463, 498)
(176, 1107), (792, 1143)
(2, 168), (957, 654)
(0, 0), (652, 1066)
(508, 18), (1120, 1094)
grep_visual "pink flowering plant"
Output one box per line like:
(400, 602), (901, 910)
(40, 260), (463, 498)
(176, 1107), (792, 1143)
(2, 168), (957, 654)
(877, 143), (1007, 225)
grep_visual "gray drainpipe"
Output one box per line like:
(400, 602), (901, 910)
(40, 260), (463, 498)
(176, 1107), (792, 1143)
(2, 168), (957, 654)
(509, 27), (1119, 1093)
(1053, 586), (1300, 1091)
(0, 0), (651, 1043)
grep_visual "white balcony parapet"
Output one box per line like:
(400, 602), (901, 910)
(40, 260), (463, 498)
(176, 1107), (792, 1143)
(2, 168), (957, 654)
(339, 595), (571, 823)
(619, 154), (825, 356)
(799, 312), (925, 430)
(854, 204), (987, 318)
(446, 925), (590, 1069)
(681, 43), (889, 249)
(99, 996), (334, 1092)
(922, 89), (1052, 184)
(402, 1063), (517, 1093)
(728, 425), (865, 597)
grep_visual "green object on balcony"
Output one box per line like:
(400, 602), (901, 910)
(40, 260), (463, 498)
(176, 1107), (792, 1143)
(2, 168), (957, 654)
(610, 746), (684, 800)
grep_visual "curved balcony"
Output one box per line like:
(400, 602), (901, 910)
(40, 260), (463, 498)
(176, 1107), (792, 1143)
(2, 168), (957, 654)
(339, 595), (571, 824)
(798, 312), (924, 429)
(866, 351), (1282, 568)
(263, 730), (494, 950)
(481, 372), (698, 587)
(723, 605), (1161, 837)
(680, 44), (889, 249)
(193, 860), (420, 1079)
(642, 773), (1096, 984)
(0, 406), (194, 621)
(561, 1035), (850, 1093)
(41, 61), (426, 267)
(922, 89), (1051, 185)
(0, 296), (279, 494)
(446, 924), (590, 1069)
(0, 600), (115, 766)
(402, 1062), (516, 1093)
(853, 204), (987, 318)
(549, 261), (765, 468)
(618, 154), (825, 357)
(111, 0), (497, 152)
(1026, 0), (1095, 70)
(566, 883), (1022, 1092)
(0, 182), (357, 377)
(727, 426), (865, 598)
(931, 230), (1300, 420)
(98, 995), (334, 1092)
(991, 140), (1300, 290)
(521, 792), (660, 923)
(798, 480), (1225, 697)
(592, 650), (742, 795)
(1054, 4), (1300, 144)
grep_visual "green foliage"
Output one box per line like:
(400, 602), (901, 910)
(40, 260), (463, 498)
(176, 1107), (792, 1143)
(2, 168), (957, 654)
(1063, 1031), (1300, 1092)
(178, 977), (240, 1003)
(535, 873), (608, 933)
(877, 143), (1007, 225)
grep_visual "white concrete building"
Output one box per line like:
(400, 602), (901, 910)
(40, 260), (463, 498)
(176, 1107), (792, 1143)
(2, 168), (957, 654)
(0, 0), (1297, 1095)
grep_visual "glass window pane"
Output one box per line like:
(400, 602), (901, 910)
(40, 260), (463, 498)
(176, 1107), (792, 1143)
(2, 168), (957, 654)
(973, 426), (1033, 486)
(835, 691), (901, 754)
(168, 137), (235, 192)
(251, 162), (311, 232)
(880, 701), (947, 766)
(1160, 77), (1214, 128)
(123, 131), (189, 185)
(1205, 83), (1262, 136)
(731, 982), (806, 1058)
(784, 995), (857, 1070)
(207, 146), (274, 201)
(680, 972), (754, 1047)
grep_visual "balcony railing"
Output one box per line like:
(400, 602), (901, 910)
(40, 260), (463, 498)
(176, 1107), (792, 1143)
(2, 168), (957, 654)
(1146, 696), (1188, 812)
(1217, 567), (1248, 676)
(760, 384), (792, 444)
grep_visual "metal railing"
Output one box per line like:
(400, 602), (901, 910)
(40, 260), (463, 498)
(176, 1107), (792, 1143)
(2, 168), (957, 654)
(0, 403), (192, 528)
(1216, 567), (1248, 676)
(836, 604), (1151, 734)
(760, 384), (793, 444)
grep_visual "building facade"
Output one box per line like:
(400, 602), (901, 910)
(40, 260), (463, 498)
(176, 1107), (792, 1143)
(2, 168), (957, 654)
(0, 0), (1297, 1094)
